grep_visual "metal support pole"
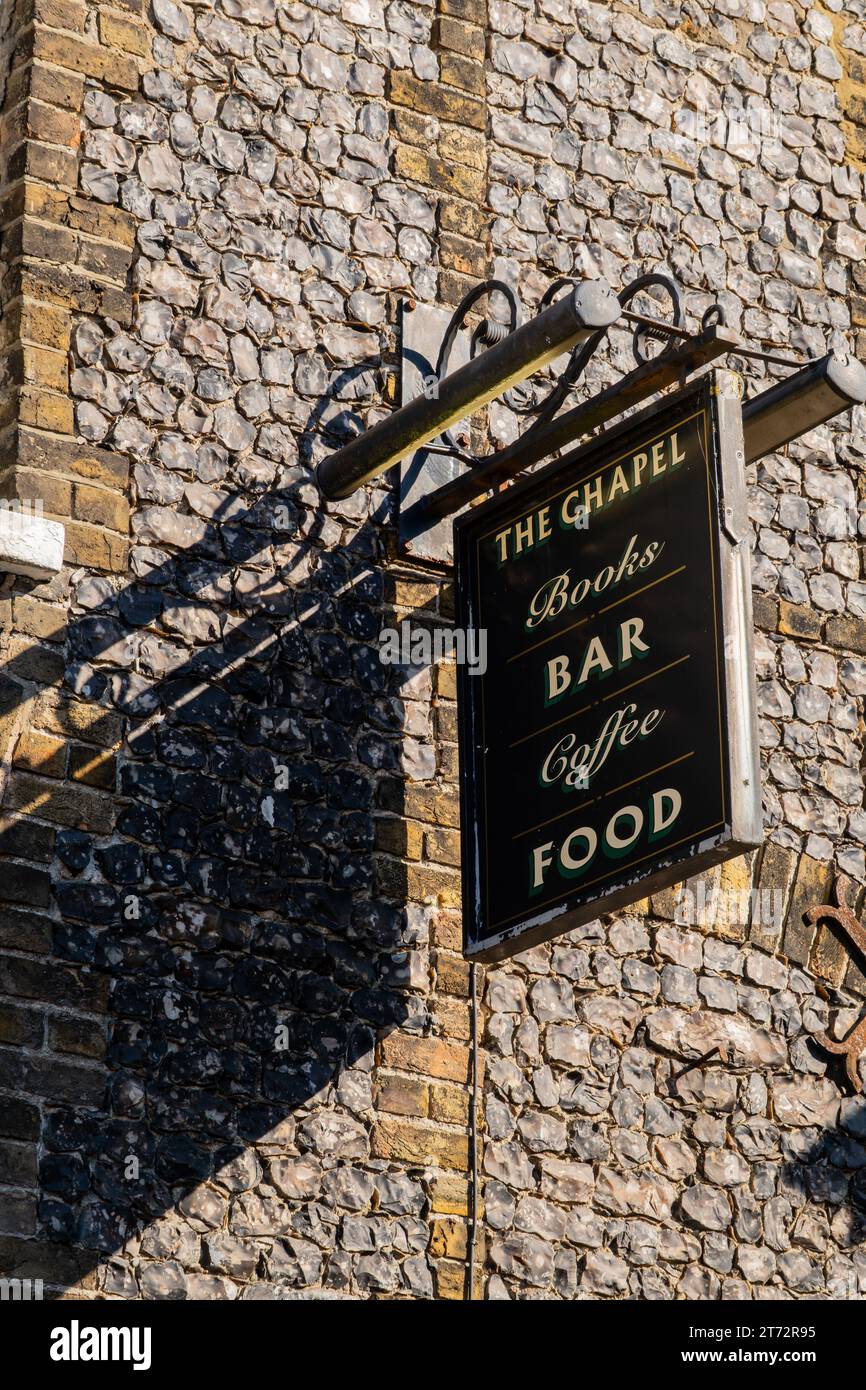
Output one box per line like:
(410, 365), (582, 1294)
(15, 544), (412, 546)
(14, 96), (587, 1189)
(316, 279), (621, 501)
(466, 959), (479, 1301)
(414, 344), (866, 527)
(742, 351), (866, 462)
(414, 325), (736, 521)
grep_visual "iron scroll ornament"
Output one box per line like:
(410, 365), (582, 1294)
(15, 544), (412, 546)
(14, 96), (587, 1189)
(432, 277), (520, 459)
(424, 271), (711, 472)
(805, 898), (866, 1093)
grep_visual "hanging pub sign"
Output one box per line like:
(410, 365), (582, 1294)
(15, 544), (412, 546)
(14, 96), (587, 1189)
(455, 370), (762, 962)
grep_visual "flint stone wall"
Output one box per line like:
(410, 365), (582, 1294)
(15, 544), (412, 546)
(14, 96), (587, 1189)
(0, 0), (866, 1300)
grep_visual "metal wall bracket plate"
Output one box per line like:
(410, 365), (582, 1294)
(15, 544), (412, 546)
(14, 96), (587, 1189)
(398, 299), (471, 565)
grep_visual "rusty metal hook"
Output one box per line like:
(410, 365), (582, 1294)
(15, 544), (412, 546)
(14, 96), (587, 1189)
(805, 901), (866, 1093)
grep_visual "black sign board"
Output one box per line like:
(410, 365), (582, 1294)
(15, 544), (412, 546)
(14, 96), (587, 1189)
(455, 371), (762, 962)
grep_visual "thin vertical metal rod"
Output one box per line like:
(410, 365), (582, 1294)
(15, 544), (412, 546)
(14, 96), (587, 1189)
(467, 960), (479, 1300)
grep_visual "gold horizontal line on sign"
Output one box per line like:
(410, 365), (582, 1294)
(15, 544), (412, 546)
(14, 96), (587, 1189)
(600, 749), (694, 801)
(601, 652), (690, 703)
(506, 563), (687, 664)
(507, 614), (590, 663)
(511, 747), (695, 841)
(507, 652), (692, 751)
(597, 564), (686, 615)
(511, 798), (594, 841)
(509, 700), (593, 750)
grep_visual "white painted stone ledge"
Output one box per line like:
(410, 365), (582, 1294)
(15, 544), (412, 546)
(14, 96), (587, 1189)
(0, 510), (65, 581)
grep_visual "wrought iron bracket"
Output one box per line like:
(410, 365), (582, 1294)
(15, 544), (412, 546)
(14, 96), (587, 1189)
(395, 273), (725, 564)
(804, 894), (866, 1094)
(395, 273), (699, 563)
(315, 270), (866, 567)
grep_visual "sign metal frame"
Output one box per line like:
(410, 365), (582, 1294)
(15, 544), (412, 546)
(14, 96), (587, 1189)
(455, 369), (762, 963)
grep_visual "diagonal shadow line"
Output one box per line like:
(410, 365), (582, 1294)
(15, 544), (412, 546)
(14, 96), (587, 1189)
(0, 354), (389, 779)
(2, 375), (866, 1298)
(0, 371), (451, 1296)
